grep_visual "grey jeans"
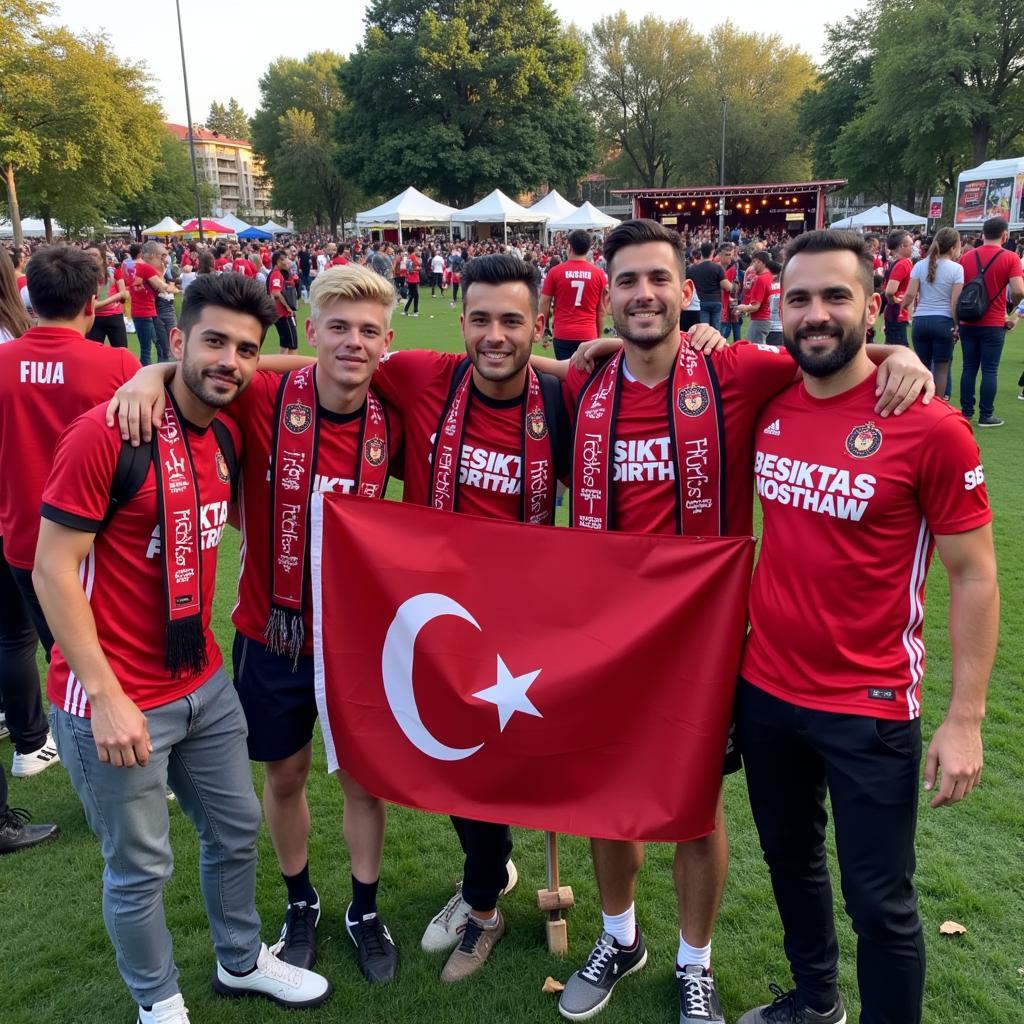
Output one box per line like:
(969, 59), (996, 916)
(747, 319), (772, 344)
(51, 668), (263, 1007)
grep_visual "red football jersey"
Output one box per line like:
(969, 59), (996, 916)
(958, 244), (1023, 327)
(225, 370), (402, 653)
(541, 259), (608, 341)
(373, 350), (530, 522)
(0, 327), (140, 568)
(742, 374), (991, 720)
(95, 266), (126, 318)
(886, 258), (912, 323)
(232, 257), (255, 278)
(267, 269), (290, 320)
(747, 271), (773, 320)
(42, 406), (240, 716)
(129, 261), (159, 317)
(214, 257), (231, 272)
(564, 339), (799, 536)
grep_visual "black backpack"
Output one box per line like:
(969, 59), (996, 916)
(101, 419), (239, 530)
(955, 249), (1002, 322)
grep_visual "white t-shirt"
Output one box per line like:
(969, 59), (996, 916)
(316, 254), (328, 272)
(910, 257), (964, 319)
(431, 255), (445, 274)
(0, 326), (17, 344)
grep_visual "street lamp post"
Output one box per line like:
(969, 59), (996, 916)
(175, 0), (205, 244)
(718, 97), (727, 241)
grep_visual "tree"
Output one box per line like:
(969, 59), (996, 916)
(676, 22), (817, 185)
(587, 13), (705, 188)
(335, 0), (596, 205)
(251, 52), (354, 235)
(206, 97), (251, 140)
(108, 127), (215, 238)
(0, 10), (163, 242)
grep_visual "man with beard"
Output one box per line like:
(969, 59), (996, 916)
(33, 276), (332, 1024)
(556, 220), (933, 1024)
(736, 230), (997, 1024)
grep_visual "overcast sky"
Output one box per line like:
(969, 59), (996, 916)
(50, 0), (865, 126)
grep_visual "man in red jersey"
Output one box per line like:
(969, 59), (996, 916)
(0, 247), (141, 781)
(214, 245), (232, 273)
(130, 241), (174, 365)
(736, 250), (773, 343)
(881, 230), (913, 346)
(106, 265), (404, 984)
(233, 248), (256, 277)
(956, 215), (1024, 427)
(735, 229), (998, 1024)
(268, 251), (299, 353)
(540, 229), (607, 360)
(556, 220), (933, 1024)
(33, 275), (331, 1024)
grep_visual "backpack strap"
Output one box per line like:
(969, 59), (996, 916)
(537, 369), (570, 480)
(101, 439), (154, 531)
(211, 419), (240, 504)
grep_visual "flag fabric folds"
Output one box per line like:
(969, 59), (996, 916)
(311, 495), (754, 842)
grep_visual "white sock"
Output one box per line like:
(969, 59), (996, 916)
(601, 904), (636, 947)
(677, 931), (711, 971)
(470, 910), (498, 927)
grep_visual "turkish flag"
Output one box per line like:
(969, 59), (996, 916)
(311, 495), (754, 842)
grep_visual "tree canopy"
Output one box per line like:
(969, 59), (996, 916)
(205, 98), (251, 140)
(335, 0), (596, 205)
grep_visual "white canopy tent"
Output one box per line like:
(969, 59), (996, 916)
(216, 212), (252, 234)
(530, 190), (578, 241)
(830, 204), (927, 229)
(0, 218), (63, 238)
(257, 220), (290, 235)
(546, 201), (620, 232)
(356, 187), (459, 243)
(453, 189), (545, 243)
(142, 216), (185, 236)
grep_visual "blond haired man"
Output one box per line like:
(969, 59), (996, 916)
(107, 266), (404, 985)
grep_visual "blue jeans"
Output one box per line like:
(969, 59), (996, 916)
(958, 324), (1006, 418)
(883, 320), (909, 346)
(699, 301), (722, 326)
(722, 317), (744, 342)
(51, 669), (263, 1007)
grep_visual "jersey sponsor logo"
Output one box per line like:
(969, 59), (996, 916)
(284, 402), (313, 434)
(762, 419), (781, 436)
(526, 408), (548, 440)
(614, 436), (675, 483)
(677, 384), (709, 417)
(755, 344), (782, 353)
(146, 500), (229, 559)
(313, 474), (355, 494)
(754, 451), (876, 522)
(19, 360), (64, 384)
(459, 444), (521, 494)
(964, 464), (985, 491)
(364, 436), (386, 467)
(868, 687), (896, 701)
(845, 421), (883, 459)
(215, 449), (230, 484)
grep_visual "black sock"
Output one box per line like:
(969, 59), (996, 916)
(350, 874), (379, 919)
(221, 960), (259, 977)
(282, 862), (317, 906)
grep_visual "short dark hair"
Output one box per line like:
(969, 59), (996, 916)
(603, 219), (685, 276)
(750, 250), (769, 268)
(700, 241), (714, 259)
(886, 229), (910, 252)
(460, 253), (541, 315)
(983, 216), (1008, 241)
(129, 243), (141, 259)
(178, 273), (279, 341)
(567, 229), (592, 256)
(25, 246), (102, 320)
(782, 229), (875, 298)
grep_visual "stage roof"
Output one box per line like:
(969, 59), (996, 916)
(613, 180), (847, 199)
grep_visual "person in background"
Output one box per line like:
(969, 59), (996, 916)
(882, 231), (913, 346)
(85, 243), (129, 349)
(402, 246), (421, 316)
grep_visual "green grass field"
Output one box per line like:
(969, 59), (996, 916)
(3, 292), (1023, 1024)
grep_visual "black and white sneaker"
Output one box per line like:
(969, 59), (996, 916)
(271, 891), (321, 970)
(558, 929), (648, 1021)
(678, 964), (724, 1022)
(345, 904), (398, 983)
(737, 984), (846, 1024)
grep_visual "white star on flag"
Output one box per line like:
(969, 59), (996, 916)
(473, 655), (543, 731)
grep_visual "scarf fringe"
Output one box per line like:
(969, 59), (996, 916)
(165, 616), (208, 678)
(264, 606), (305, 669)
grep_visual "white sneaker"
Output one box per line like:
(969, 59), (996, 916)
(0, 713), (9, 742)
(11, 733), (60, 778)
(213, 942), (332, 1008)
(421, 860), (519, 953)
(137, 993), (190, 1024)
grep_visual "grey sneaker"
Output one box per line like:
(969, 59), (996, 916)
(678, 964), (724, 1022)
(558, 929), (647, 1021)
(977, 415), (1004, 427)
(737, 984), (846, 1024)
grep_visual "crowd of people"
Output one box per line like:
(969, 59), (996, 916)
(0, 211), (1016, 1024)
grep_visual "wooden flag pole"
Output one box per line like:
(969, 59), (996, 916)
(538, 830), (574, 955)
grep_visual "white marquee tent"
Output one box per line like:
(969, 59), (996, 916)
(257, 220), (290, 235)
(546, 201), (620, 232)
(142, 216), (185, 236)
(356, 187), (459, 242)
(530, 190), (578, 241)
(830, 204), (927, 229)
(453, 189), (545, 242)
(216, 212), (252, 234)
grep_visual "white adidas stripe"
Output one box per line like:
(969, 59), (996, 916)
(900, 517), (930, 721)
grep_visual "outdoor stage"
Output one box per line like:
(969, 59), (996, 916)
(614, 179), (848, 234)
